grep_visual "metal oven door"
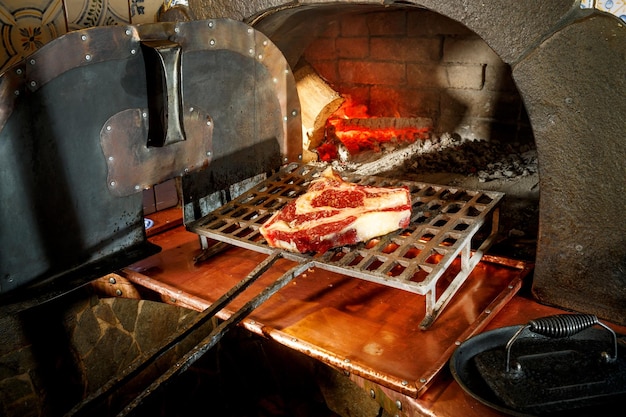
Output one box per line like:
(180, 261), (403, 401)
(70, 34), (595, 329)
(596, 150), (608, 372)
(0, 19), (301, 307)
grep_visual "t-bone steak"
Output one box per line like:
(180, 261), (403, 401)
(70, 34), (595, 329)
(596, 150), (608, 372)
(259, 167), (411, 253)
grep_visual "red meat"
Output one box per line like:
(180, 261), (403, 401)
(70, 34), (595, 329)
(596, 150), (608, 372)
(260, 167), (411, 253)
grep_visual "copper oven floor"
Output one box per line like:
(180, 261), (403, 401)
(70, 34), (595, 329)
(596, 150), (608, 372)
(124, 221), (529, 398)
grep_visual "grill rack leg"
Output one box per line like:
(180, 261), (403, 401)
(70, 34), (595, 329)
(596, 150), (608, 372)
(419, 207), (500, 329)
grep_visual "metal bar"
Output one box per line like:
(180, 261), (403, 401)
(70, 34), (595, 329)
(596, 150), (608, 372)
(64, 250), (286, 417)
(117, 258), (313, 417)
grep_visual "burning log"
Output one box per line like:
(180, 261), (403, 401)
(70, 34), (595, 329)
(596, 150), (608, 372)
(294, 62), (344, 162)
(319, 115), (432, 162)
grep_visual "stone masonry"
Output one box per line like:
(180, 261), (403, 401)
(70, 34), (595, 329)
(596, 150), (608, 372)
(0, 289), (210, 416)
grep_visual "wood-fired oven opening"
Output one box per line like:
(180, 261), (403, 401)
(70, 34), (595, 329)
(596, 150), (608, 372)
(252, 5), (540, 261)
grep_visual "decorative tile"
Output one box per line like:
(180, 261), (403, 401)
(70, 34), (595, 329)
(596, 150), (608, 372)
(64, 0), (131, 30)
(130, 0), (163, 24)
(581, 0), (626, 22)
(0, 0), (67, 72)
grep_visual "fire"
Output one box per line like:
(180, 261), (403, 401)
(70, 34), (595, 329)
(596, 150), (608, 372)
(317, 97), (430, 162)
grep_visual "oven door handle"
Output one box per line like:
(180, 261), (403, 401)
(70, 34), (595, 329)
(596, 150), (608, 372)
(140, 39), (186, 148)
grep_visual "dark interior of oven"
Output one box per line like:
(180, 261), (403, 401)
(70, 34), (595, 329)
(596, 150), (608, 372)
(1, 2), (624, 417)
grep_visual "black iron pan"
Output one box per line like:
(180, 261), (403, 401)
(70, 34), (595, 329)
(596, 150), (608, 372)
(449, 314), (626, 416)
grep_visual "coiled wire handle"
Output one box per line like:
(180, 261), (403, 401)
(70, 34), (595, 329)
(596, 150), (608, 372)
(505, 314), (617, 372)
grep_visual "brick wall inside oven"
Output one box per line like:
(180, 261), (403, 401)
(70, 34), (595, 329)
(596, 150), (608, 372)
(303, 8), (533, 144)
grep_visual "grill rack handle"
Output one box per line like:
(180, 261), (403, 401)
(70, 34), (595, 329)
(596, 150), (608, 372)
(504, 314), (618, 372)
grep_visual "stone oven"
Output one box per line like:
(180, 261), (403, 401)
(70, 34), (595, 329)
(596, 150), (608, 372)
(0, 1), (624, 416)
(189, 0), (626, 325)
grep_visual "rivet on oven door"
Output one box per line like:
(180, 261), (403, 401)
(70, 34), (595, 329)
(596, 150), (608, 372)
(130, 49), (137, 55)
(258, 54), (263, 60)
(209, 39), (216, 46)
(401, 380), (408, 386)
(248, 48), (254, 55)
(125, 29), (132, 36)
(291, 110), (298, 116)
(29, 59), (35, 65)
(395, 400), (402, 410)
(106, 125), (112, 131)
(208, 21), (214, 28)
(81, 34), (87, 41)
(174, 27), (180, 33)
(85, 54), (92, 61)
(109, 277), (116, 284)
(369, 389), (375, 399)
(115, 289), (122, 296)
(30, 80), (37, 88)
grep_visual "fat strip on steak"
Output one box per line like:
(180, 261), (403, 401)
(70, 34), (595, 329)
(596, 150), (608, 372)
(259, 167), (411, 254)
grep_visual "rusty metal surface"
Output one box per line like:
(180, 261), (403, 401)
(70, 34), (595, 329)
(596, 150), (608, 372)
(127, 222), (529, 397)
(171, 18), (303, 161)
(24, 26), (140, 93)
(0, 26), (157, 298)
(176, 18), (303, 224)
(100, 107), (213, 196)
(0, 62), (24, 132)
(0, 19), (299, 299)
(188, 163), (504, 328)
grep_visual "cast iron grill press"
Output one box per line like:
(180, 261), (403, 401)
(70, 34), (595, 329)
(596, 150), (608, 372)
(188, 162), (503, 329)
(451, 314), (626, 416)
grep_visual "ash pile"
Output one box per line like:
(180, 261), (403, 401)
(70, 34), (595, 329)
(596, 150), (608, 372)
(322, 133), (540, 261)
(327, 132), (538, 183)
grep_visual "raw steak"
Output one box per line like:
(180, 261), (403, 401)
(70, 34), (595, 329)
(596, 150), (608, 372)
(259, 167), (411, 253)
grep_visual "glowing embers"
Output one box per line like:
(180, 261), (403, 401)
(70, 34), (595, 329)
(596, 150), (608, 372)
(316, 98), (431, 161)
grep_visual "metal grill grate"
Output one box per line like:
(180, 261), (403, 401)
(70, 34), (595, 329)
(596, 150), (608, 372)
(188, 163), (504, 328)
